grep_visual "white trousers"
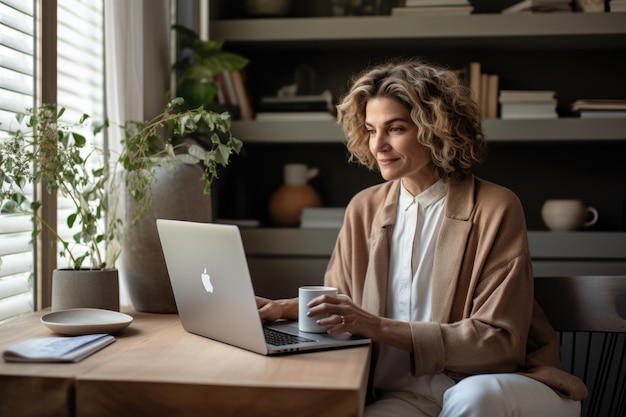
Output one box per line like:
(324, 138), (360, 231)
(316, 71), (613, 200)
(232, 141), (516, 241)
(364, 373), (581, 417)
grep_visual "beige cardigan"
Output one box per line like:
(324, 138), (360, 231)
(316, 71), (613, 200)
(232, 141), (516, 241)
(324, 176), (587, 401)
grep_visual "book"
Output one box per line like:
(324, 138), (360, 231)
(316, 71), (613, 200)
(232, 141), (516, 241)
(501, 102), (557, 114)
(579, 111), (626, 118)
(391, 6), (473, 15)
(3, 333), (115, 363)
(260, 90), (335, 113)
(213, 73), (227, 105)
(486, 74), (499, 118)
(480, 72), (489, 116)
(499, 90), (556, 102)
(220, 70), (239, 106)
(575, 0), (605, 12)
(502, 0), (572, 13)
(404, 0), (470, 6)
(259, 101), (334, 112)
(255, 112), (336, 121)
(500, 112), (558, 119)
(231, 70), (254, 120)
(610, 0), (626, 11)
(571, 99), (626, 111)
(469, 62), (481, 105)
(300, 207), (346, 229)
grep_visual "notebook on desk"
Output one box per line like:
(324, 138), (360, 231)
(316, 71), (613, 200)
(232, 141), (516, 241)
(155, 219), (370, 355)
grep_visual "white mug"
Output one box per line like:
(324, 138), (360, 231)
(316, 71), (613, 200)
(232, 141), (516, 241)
(541, 199), (599, 231)
(298, 286), (350, 333)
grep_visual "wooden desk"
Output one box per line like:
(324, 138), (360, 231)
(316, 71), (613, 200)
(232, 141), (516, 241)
(0, 309), (371, 417)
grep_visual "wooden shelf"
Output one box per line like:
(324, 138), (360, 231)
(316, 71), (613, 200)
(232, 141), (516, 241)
(241, 228), (626, 259)
(211, 13), (626, 49)
(231, 118), (626, 143)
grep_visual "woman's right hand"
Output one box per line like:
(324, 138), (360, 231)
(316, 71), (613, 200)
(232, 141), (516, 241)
(256, 296), (299, 322)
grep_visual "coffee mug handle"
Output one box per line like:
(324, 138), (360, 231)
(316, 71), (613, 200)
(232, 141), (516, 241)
(584, 207), (599, 227)
(337, 293), (352, 302)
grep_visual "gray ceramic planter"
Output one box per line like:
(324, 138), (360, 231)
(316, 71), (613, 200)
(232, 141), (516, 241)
(120, 163), (211, 313)
(51, 268), (120, 311)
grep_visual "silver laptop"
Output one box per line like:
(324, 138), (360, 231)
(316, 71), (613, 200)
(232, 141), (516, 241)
(156, 219), (370, 355)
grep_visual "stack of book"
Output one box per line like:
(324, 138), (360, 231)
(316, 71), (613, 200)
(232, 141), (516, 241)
(571, 99), (626, 118)
(255, 90), (336, 121)
(502, 0), (572, 13)
(468, 61), (499, 119)
(214, 70), (254, 120)
(574, 0), (605, 12)
(391, 0), (473, 15)
(610, 0), (626, 11)
(499, 90), (558, 119)
(300, 207), (345, 229)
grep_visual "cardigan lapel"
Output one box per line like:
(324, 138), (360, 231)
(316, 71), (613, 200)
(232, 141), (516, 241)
(361, 180), (400, 317)
(430, 177), (475, 323)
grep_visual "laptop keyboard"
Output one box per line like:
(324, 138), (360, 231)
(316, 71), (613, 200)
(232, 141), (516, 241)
(264, 327), (316, 346)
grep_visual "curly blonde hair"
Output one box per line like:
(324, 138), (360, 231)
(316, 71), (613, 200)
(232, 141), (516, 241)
(337, 57), (487, 181)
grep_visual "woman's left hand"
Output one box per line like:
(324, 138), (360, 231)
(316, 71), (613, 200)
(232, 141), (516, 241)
(307, 294), (380, 338)
(308, 294), (413, 351)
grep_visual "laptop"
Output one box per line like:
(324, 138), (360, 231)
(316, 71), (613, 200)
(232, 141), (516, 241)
(155, 219), (370, 355)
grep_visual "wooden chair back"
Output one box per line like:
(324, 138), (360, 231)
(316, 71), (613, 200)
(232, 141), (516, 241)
(534, 276), (626, 417)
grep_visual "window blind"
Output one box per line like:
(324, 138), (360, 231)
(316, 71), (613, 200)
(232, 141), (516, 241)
(0, 0), (36, 322)
(56, 0), (105, 269)
(0, 0), (105, 322)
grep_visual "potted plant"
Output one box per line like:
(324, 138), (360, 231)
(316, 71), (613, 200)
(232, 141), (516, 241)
(171, 24), (249, 119)
(116, 98), (243, 313)
(0, 99), (242, 312)
(111, 27), (250, 313)
(0, 104), (121, 311)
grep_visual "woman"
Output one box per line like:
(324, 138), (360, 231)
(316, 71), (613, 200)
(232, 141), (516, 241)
(257, 58), (586, 416)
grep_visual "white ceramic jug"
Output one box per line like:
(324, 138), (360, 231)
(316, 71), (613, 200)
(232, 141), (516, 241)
(541, 199), (599, 231)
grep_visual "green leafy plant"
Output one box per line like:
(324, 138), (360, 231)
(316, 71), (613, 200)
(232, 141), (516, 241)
(0, 105), (112, 270)
(171, 24), (249, 115)
(118, 97), (243, 223)
(0, 98), (242, 271)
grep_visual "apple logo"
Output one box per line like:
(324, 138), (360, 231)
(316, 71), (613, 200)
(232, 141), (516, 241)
(201, 268), (213, 293)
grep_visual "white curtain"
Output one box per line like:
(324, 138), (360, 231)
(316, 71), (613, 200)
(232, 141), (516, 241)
(104, 0), (144, 155)
(104, 0), (145, 306)
(104, 0), (172, 306)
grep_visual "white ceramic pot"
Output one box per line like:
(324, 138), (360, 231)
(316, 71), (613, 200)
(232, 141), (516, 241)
(541, 199), (599, 231)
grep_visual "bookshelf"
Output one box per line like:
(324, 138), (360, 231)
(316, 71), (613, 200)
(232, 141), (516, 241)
(195, 2), (626, 288)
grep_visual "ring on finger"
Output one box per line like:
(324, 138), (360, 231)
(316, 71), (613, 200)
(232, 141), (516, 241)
(339, 315), (345, 325)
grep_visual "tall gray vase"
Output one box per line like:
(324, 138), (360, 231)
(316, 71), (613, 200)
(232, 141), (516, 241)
(120, 163), (212, 313)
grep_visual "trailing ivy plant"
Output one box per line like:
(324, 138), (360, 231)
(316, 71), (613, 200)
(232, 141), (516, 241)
(118, 97), (243, 223)
(0, 98), (242, 270)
